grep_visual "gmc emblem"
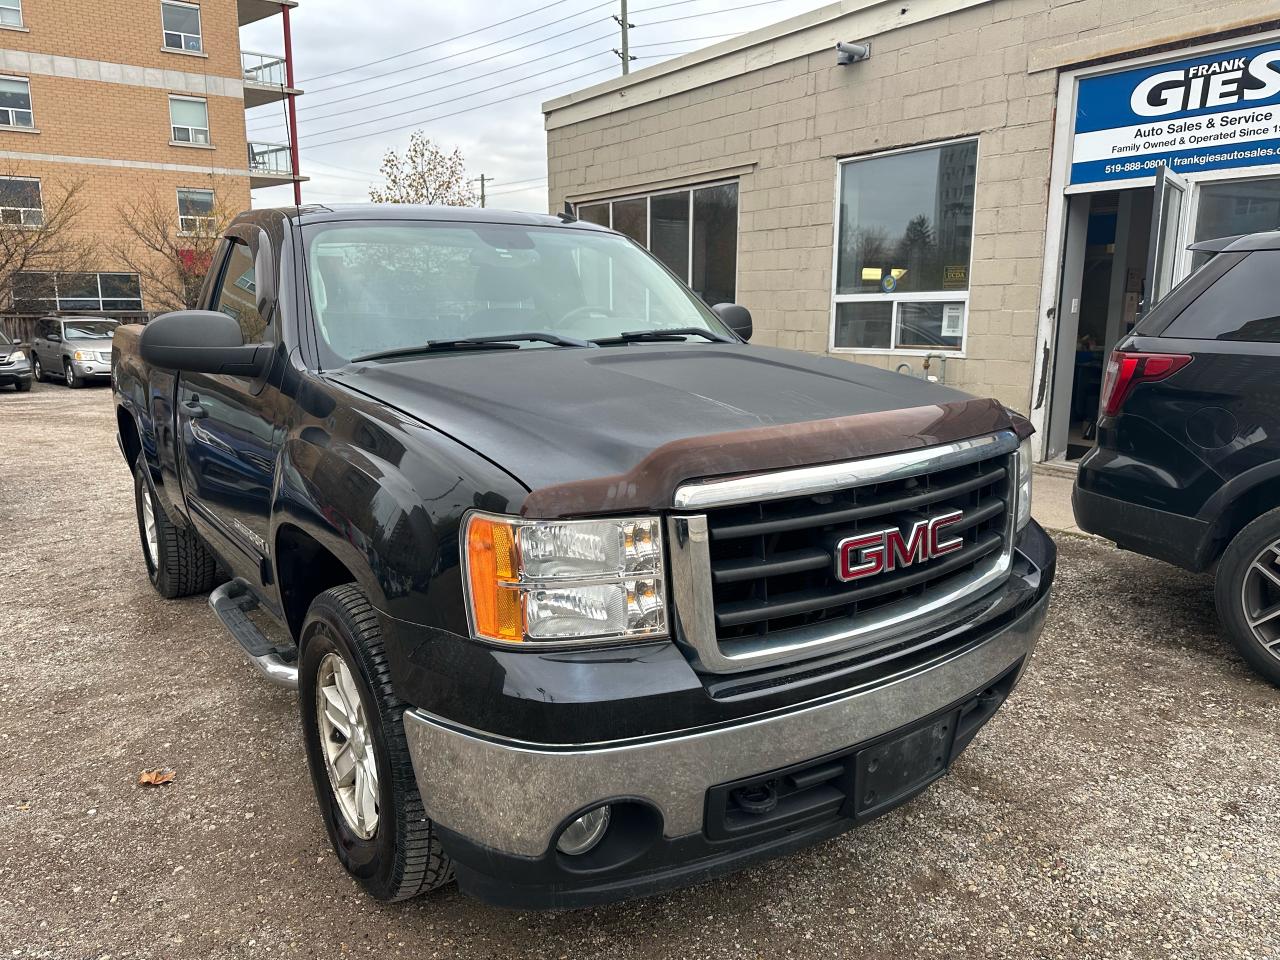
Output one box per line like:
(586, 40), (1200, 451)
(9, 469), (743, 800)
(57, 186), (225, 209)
(835, 510), (964, 582)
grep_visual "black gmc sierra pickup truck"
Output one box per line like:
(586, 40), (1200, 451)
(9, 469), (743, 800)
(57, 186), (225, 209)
(113, 204), (1054, 909)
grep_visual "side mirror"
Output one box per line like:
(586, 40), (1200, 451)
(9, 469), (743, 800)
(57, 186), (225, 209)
(48, 333), (61, 343)
(140, 310), (270, 377)
(712, 303), (752, 342)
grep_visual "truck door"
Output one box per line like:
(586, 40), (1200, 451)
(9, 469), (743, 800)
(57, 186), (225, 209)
(175, 229), (283, 586)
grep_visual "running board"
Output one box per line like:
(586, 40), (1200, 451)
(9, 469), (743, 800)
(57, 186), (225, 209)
(209, 579), (299, 690)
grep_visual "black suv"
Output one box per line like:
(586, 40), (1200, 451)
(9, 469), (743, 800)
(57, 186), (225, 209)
(1074, 230), (1280, 686)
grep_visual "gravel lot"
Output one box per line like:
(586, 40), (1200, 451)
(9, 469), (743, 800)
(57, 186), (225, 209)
(1, 382), (1278, 960)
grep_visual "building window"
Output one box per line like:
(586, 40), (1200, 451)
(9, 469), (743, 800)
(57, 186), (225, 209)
(169, 96), (209, 145)
(0, 175), (41, 226)
(14, 272), (143, 312)
(576, 180), (739, 306)
(0, 76), (34, 128)
(161, 1), (203, 52)
(832, 139), (978, 354)
(177, 187), (215, 234)
(0, 0), (23, 28)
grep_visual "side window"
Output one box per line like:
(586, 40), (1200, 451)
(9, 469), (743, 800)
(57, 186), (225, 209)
(213, 240), (270, 343)
(1166, 250), (1280, 342)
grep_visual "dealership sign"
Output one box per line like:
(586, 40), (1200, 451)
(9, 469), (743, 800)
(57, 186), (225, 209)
(1071, 40), (1280, 185)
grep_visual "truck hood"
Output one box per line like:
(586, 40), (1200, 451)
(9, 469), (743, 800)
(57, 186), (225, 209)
(327, 343), (1017, 515)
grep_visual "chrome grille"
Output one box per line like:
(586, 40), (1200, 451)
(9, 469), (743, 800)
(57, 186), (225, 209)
(668, 431), (1019, 674)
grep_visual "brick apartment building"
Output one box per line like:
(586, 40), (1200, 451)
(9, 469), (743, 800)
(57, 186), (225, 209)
(0, 0), (303, 318)
(544, 0), (1280, 464)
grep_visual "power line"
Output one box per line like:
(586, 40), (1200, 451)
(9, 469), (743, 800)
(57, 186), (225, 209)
(629, 31), (736, 47)
(304, 2), (615, 96)
(636, 0), (798, 28)
(298, 0), (584, 83)
(296, 51), (612, 142)
(249, 32), (616, 131)
(300, 63), (619, 151)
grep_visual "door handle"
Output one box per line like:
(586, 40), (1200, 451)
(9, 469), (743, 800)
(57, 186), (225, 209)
(182, 397), (208, 420)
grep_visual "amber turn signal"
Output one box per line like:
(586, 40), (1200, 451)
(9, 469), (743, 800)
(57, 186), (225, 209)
(465, 515), (523, 642)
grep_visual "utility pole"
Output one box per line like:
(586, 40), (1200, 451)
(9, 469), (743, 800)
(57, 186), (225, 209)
(473, 174), (489, 208)
(612, 0), (635, 75)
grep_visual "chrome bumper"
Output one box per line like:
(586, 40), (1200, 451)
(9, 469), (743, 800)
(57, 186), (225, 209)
(402, 588), (1049, 858)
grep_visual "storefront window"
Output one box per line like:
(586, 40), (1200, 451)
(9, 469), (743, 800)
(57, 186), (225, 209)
(1191, 178), (1280, 270)
(573, 181), (738, 305)
(833, 139), (977, 352)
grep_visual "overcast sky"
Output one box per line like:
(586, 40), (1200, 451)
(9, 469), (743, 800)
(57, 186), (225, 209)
(242, 0), (824, 213)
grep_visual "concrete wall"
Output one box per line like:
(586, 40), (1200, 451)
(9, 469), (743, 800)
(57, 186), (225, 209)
(546, 0), (1280, 413)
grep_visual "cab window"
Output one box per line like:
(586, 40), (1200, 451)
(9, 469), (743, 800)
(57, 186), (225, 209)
(214, 240), (271, 343)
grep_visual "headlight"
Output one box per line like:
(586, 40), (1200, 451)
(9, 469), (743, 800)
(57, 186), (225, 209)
(1015, 439), (1033, 531)
(463, 512), (667, 645)
(73, 350), (95, 362)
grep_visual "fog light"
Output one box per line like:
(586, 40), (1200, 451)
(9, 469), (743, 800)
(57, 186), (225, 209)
(556, 806), (611, 856)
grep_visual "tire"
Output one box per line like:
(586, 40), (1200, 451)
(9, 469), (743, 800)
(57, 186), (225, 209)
(132, 452), (219, 599)
(15, 378), (31, 393)
(31, 355), (44, 382)
(64, 360), (82, 389)
(1214, 506), (1280, 687)
(299, 584), (453, 902)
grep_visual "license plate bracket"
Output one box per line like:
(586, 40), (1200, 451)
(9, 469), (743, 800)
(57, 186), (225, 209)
(853, 709), (958, 818)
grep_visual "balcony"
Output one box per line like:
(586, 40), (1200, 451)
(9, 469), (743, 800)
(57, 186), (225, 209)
(238, 0), (296, 26)
(248, 141), (306, 189)
(242, 50), (301, 108)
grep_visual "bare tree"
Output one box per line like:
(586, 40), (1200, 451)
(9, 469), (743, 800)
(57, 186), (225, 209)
(0, 165), (91, 310)
(369, 131), (477, 206)
(110, 179), (241, 312)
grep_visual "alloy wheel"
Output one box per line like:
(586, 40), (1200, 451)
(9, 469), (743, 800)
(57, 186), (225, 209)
(64, 364), (74, 387)
(316, 652), (380, 839)
(1240, 538), (1280, 664)
(140, 484), (159, 568)
(32, 356), (41, 381)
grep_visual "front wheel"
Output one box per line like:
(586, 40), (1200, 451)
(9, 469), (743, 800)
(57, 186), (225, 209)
(15, 378), (30, 393)
(1214, 507), (1280, 687)
(31, 355), (44, 382)
(64, 361), (82, 389)
(299, 584), (452, 901)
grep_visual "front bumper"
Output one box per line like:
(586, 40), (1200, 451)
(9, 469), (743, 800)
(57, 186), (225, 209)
(72, 360), (111, 379)
(403, 557), (1052, 908)
(0, 359), (32, 386)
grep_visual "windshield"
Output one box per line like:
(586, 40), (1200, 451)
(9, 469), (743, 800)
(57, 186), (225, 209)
(64, 320), (118, 339)
(302, 221), (731, 362)
(0, 329), (10, 346)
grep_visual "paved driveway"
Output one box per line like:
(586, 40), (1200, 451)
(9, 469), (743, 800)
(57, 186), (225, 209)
(1, 383), (1277, 959)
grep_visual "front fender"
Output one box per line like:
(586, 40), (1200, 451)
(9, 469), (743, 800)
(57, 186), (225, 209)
(272, 397), (528, 633)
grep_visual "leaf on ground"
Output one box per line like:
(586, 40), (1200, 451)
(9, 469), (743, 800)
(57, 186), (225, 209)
(138, 768), (176, 787)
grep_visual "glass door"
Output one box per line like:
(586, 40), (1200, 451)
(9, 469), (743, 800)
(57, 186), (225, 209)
(1143, 162), (1189, 313)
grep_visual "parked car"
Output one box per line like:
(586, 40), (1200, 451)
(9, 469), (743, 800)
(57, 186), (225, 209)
(114, 205), (1054, 909)
(1074, 230), (1280, 687)
(31, 316), (119, 388)
(0, 327), (32, 392)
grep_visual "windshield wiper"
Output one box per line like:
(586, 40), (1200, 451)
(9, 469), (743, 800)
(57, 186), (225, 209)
(591, 327), (734, 345)
(353, 332), (594, 363)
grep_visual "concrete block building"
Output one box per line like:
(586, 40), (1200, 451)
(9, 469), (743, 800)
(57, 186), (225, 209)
(0, 0), (303, 316)
(543, 0), (1280, 464)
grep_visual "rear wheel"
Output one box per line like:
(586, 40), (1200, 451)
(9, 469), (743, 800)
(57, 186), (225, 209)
(1214, 507), (1280, 687)
(132, 452), (219, 598)
(299, 584), (452, 902)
